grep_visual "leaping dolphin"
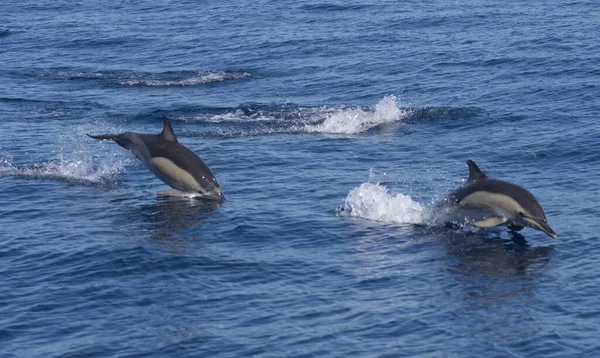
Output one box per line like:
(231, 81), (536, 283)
(88, 115), (224, 201)
(442, 160), (556, 238)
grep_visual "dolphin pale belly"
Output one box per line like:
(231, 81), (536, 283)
(88, 115), (224, 201)
(441, 160), (556, 239)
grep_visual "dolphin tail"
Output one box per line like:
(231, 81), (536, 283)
(86, 133), (120, 141)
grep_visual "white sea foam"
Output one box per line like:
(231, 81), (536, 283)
(305, 95), (408, 134)
(39, 70), (250, 86)
(60, 72), (105, 79)
(119, 71), (250, 86)
(187, 95), (409, 137)
(204, 109), (278, 123)
(339, 182), (425, 225)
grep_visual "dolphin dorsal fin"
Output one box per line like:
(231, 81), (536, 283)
(467, 160), (487, 182)
(161, 115), (178, 142)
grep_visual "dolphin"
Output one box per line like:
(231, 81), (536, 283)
(442, 160), (556, 238)
(88, 115), (224, 201)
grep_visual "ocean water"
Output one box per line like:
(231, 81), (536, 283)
(1, 1), (600, 357)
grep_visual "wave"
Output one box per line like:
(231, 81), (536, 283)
(36, 70), (250, 87)
(299, 3), (373, 11)
(303, 95), (408, 134)
(182, 95), (411, 136)
(0, 97), (48, 104)
(0, 97), (102, 120)
(118, 71), (250, 86)
(406, 106), (482, 123)
(338, 182), (425, 225)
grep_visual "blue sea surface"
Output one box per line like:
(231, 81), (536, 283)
(1, 1), (600, 357)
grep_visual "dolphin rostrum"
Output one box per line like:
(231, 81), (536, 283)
(88, 115), (224, 201)
(442, 160), (556, 238)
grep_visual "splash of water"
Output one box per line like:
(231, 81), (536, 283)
(185, 95), (409, 137)
(339, 182), (425, 225)
(0, 156), (130, 185)
(305, 95), (408, 134)
(0, 123), (132, 185)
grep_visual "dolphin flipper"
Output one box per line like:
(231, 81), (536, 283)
(507, 224), (524, 231)
(473, 216), (508, 228)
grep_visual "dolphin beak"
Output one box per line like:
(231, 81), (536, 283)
(533, 219), (557, 239)
(213, 189), (225, 201)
